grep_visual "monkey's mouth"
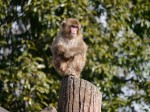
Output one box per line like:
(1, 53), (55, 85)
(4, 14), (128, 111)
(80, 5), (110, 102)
(71, 32), (77, 36)
(71, 33), (77, 38)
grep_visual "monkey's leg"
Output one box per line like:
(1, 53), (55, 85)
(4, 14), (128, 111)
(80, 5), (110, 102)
(74, 54), (86, 77)
(53, 57), (67, 76)
(65, 54), (86, 77)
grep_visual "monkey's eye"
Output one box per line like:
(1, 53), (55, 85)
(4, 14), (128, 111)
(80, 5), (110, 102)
(70, 25), (78, 29)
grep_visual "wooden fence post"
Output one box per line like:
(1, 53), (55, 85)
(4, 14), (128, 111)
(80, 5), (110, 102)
(57, 76), (102, 112)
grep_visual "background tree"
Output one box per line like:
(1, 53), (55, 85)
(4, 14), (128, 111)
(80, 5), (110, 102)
(0, 0), (149, 111)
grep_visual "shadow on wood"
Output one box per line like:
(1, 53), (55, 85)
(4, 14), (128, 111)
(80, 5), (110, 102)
(58, 76), (102, 112)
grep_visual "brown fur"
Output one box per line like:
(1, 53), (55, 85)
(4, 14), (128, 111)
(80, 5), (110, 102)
(51, 18), (87, 78)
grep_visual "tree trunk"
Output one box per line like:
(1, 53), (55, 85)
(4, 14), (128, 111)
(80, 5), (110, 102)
(58, 76), (102, 112)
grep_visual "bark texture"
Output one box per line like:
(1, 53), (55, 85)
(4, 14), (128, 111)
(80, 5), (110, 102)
(58, 76), (102, 112)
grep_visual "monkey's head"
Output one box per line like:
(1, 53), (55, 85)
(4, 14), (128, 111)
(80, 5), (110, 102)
(61, 18), (81, 38)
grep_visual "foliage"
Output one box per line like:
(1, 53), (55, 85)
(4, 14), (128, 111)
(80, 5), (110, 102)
(0, 0), (149, 111)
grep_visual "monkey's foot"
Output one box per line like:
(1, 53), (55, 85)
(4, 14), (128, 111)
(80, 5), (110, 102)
(70, 74), (75, 77)
(60, 64), (67, 72)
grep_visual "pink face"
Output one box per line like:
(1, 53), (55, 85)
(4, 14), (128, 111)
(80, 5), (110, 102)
(70, 25), (78, 37)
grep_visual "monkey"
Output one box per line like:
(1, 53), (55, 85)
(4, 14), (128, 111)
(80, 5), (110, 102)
(51, 18), (87, 78)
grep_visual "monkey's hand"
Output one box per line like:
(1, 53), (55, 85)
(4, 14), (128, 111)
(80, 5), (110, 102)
(63, 50), (74, 59)
(56, 45), (66, 55)
(63, 45), (84, 59)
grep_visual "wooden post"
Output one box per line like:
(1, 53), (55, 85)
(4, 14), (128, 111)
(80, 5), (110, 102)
(0, 107), (9, 112)
(58, 76), (102, 112)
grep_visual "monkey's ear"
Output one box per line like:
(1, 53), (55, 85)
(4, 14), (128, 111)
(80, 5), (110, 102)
(61, 21), (66, 28)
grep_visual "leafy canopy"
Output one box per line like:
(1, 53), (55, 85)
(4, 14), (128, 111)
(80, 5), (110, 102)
(0, 0), (149, 111)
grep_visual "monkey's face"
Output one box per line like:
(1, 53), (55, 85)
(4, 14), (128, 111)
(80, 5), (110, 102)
(70, 25), (78, 37)
(61, 18), (81, 38)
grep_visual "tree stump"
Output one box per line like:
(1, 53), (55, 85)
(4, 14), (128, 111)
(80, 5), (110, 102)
(58, 76), (102, 112)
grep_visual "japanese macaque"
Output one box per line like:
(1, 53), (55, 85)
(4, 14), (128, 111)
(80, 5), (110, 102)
(51, 18), (87, 78)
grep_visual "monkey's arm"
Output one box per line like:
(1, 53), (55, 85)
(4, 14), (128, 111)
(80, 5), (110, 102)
(56, 44), (66, 54)
(63, 41), (87, 59)
(51, 35), (67, 55)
